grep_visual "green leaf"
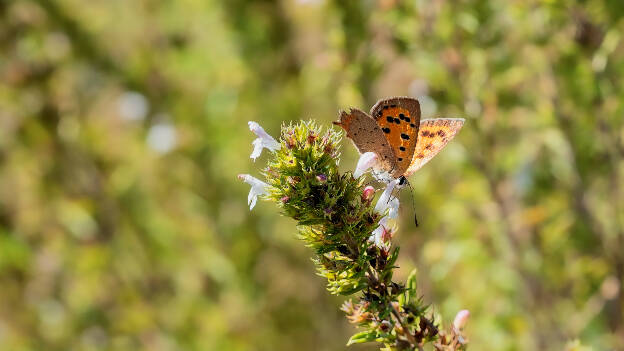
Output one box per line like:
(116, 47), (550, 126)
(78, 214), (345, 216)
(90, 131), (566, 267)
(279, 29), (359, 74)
(346, 330), (378, 345)
(405, 268), (418, 305)
(387, 247), (400, 267)
(339, 283), (366, 295)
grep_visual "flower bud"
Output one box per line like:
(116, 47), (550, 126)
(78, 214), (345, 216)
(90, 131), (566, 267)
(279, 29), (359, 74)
(286, 136), (296, 149)
(316, 174), (327, 182)
(280, 196), (290, 203)
(453, 309), (470, 330)
(323, 143), (334, 154)
(361, 186), (375, 202)
(286, 176), (300, 185)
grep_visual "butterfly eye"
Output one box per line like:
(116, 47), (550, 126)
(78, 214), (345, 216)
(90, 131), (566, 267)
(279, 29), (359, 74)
(398, 176), (407, 186)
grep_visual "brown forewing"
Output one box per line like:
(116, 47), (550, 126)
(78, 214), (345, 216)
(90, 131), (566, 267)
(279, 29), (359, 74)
(333, 108), (397, 172)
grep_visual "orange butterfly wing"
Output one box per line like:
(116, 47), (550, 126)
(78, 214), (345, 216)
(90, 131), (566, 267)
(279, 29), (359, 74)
(370, 97), (421, 178)
(404, 118), (465, 177)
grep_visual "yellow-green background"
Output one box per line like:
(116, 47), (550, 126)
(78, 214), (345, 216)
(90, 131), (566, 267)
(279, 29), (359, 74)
(1, 0), (623, 350)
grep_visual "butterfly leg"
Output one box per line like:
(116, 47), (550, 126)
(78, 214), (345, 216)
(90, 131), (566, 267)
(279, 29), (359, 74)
(363, 179), (376, 188)
(387, 185), (402, 205)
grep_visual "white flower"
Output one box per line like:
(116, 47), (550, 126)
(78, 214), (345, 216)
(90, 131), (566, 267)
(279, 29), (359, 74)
(453, 309), (470, 331)
(238, 174), (269, 210)
(371, 216), (392, 248)
(374, 178), (400, 219)
(353, 152), (379, 178)
(249, 121), (280, 161)
(370, 179), (401, 248)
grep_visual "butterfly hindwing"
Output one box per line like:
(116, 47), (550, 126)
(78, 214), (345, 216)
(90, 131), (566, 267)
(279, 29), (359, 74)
(404, 118), (465, 177)
(370, 97), (421, 177)
(333, 108), (397, 171)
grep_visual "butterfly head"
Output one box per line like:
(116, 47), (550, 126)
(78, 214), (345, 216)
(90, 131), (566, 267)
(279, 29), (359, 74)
(397, 175), (407, 188)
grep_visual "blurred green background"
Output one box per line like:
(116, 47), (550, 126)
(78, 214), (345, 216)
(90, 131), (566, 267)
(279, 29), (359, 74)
(1, 0), (623, 350)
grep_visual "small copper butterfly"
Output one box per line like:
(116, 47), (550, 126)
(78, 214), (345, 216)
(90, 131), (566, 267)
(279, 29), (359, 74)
(333, 97), (464, 184)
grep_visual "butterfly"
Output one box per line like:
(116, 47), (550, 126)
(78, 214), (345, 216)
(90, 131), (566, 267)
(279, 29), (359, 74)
(333, 96), (464, 185)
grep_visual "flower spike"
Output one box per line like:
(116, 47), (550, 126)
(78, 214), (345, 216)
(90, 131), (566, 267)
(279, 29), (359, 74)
(239, 121), (467, 350)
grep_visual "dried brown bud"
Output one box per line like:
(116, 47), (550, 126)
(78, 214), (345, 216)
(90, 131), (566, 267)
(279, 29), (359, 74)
(323, 143), (334, 154)
(379, 320), (392, 332)
(342, 300), (373, 324)
(286, 176), (300, 185)
(285, 136), (296, 149)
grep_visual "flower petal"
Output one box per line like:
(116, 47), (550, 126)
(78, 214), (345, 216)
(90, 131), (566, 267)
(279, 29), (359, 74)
(238, 174), (269, 210)
(370, 179), (401, 248)
(374, 178), (400, 217)
(248, 121), (280, 161)
(453, 309), (470, 330)
(251, 138), (264, 160)
(354, 152), (378, 178)
(371, 216), (392, 248)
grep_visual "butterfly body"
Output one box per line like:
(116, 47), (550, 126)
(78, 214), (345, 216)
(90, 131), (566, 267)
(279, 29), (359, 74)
(334, 97), (464, 182)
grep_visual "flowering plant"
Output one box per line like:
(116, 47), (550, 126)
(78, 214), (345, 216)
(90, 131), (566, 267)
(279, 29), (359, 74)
(239, 120), (468, 350)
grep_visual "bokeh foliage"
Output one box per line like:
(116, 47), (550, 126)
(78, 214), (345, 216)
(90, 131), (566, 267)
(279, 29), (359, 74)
(0, 0), (623, 350)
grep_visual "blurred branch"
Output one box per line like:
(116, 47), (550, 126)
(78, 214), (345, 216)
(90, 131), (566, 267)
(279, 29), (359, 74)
(553, 100), (624, 334)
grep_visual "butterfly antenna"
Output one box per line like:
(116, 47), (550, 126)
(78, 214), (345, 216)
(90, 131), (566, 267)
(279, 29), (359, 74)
(405, 179), (419, 227)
